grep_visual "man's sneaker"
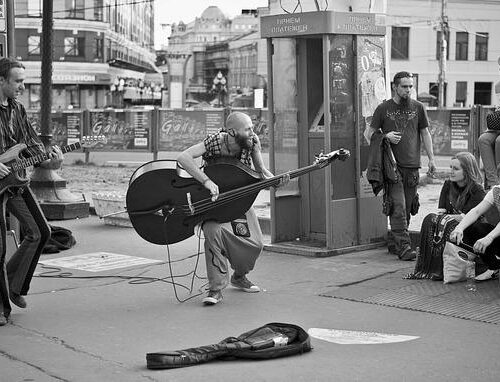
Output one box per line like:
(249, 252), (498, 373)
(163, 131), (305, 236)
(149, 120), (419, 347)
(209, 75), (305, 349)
(399, 247), (417, 261)
(203, 290), (223, 305)
(0, 314), (7, 326)
(230, 274), (261, 293)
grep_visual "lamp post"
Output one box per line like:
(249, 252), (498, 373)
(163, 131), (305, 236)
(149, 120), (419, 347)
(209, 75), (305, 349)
(212, 71), (227, 107)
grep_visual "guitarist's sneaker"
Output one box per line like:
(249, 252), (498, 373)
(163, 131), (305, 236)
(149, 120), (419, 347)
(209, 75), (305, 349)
(203, 290), (223, 305)
(230, 274), (261, 293)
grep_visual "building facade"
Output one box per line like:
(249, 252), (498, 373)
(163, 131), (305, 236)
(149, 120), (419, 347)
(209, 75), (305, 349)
(14, 0), (159, 110)
(160, 6), (262, 105)
(264, 0), (500, 107)
(388, 0), (500, 106)
(228, 30), (267, 95)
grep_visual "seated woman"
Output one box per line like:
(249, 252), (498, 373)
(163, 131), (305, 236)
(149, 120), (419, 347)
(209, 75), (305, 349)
(450, 183), (500, 281)
(407, 152), (485, 280)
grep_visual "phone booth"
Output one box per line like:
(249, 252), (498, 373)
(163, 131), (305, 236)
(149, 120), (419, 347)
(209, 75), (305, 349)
(261, 11), (389, 254)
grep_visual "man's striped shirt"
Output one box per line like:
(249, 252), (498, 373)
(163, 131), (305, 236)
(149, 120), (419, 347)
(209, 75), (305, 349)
(0, 98), (45, 158)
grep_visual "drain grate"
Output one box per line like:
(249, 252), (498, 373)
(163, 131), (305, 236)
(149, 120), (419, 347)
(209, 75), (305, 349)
(321, 273), (500, 325)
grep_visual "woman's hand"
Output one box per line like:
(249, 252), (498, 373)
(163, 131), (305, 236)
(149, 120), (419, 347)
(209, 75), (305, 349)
(447, 214), (464, 222)
(449, 228), (464, 245)
(473, 236), (493, 254)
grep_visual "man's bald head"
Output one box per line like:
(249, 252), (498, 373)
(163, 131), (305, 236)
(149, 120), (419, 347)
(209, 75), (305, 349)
(225, 112), (254, 149)
(226, 112), (252, 131)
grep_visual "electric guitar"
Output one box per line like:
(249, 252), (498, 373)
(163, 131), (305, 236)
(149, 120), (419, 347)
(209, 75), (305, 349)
(0, 136), (106, 195)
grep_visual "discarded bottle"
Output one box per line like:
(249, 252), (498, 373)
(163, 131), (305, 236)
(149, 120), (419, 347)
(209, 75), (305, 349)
(465, 260), (477, 292)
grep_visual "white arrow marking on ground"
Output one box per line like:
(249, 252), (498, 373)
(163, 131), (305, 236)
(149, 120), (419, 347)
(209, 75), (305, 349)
(308, 328), (419, 345)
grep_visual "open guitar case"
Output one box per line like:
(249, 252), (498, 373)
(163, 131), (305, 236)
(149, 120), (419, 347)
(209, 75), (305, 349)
(146, 322), (312, 369)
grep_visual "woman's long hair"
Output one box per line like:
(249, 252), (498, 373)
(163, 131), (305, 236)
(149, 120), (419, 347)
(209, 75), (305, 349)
(450, 152), (483, 212)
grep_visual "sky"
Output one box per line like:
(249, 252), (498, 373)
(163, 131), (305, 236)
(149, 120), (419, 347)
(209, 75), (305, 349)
(154, 0), (269, 48)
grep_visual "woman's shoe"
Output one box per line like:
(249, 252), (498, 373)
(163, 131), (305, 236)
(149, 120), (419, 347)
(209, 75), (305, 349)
(475, 269), (499, 282)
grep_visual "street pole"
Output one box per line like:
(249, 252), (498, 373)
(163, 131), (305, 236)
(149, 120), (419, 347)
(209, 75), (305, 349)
(6, 0), (15, 57)
(39, 0), (53, 145)
(29, 0), (89, 220)
(438, 0), (448, 108)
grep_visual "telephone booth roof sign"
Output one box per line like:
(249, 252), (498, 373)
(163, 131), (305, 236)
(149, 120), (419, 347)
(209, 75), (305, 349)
(261, 11), (385, 38)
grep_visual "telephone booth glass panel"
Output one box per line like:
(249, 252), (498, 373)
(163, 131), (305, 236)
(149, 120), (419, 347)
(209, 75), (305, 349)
(272, 38), (299, 196)
(329, 35), (356, 201)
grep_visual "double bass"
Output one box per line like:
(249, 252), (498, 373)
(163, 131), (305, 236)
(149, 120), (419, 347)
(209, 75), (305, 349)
(126, 149), (350, 245)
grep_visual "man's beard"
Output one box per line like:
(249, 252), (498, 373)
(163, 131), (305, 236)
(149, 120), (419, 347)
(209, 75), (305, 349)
(235, 134), (253, 150)
(399, 95), (410, 107)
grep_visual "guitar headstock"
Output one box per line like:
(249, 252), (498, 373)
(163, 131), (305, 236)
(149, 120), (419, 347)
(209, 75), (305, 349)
(81, 135), (108, 149)
(314, 149), (350, 168)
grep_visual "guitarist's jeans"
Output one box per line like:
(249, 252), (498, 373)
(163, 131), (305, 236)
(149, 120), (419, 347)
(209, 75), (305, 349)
(202, 208), (263, 291)
(0, 187), (50, 318)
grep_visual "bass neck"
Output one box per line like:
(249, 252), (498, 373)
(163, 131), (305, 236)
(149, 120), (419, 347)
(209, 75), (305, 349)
(10, 142), (81, 172)
(214, 162), (328, 205)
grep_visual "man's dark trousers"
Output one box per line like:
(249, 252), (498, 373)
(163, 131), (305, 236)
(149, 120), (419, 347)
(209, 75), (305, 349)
(387, 167), (419, 255)
(0, 186), (50, 318)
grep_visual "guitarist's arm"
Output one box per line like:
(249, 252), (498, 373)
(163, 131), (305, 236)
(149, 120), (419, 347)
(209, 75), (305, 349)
(251, 135), (273, 179)
(0, 163), (10, 179)
(39, 146), (64, 170)
(251, 136), (289, 186)
(20, 104), (64, 169)
(177, 142), (219, 201)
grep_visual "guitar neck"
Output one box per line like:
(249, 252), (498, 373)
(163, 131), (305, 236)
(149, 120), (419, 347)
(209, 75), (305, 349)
(10, 142), (81, 172)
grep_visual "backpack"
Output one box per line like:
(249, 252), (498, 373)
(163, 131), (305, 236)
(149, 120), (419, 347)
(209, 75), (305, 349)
(42, 225), (77, 254)
(146, 322), (312, 369)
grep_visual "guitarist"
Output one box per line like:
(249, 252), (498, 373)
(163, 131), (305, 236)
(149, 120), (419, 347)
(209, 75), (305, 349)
(177, 112), (286, 306)
(0, 58), (63, 326)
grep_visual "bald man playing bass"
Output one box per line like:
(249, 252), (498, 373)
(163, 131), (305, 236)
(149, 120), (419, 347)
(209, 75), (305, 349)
(177, 112), (285, 306)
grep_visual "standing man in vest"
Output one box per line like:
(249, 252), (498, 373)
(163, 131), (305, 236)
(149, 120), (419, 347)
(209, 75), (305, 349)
(367, 71), (436, 261)
(0, 58), (64, 326)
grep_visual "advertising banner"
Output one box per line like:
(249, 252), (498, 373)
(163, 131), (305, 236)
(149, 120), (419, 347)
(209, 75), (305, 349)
(27, 110), (83, 147)
(427, 108), (471, 156)
(157, 109), (225, 152)
(86, 109), (152, 151)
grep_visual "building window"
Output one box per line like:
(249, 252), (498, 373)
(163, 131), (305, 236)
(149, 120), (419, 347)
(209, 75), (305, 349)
(475, 33), (488, 61)
(94, 38), (103, 59)
(429, 82), (447, 106)
(28, 36), (41, 55)
(66, 0), (84, 19)
(455, 32), (468, 60)
(474, 82), (491, 105)
(66, 85), (80, 108)
(29, 85), (41, 109)
(391, 27), (409, 59)
(27, 0), (42, 17)
(456, 81), (467, 106)
(64, 37), (84, 56)
(94, 0), (104, 21)
(436, 31), (450, 60)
